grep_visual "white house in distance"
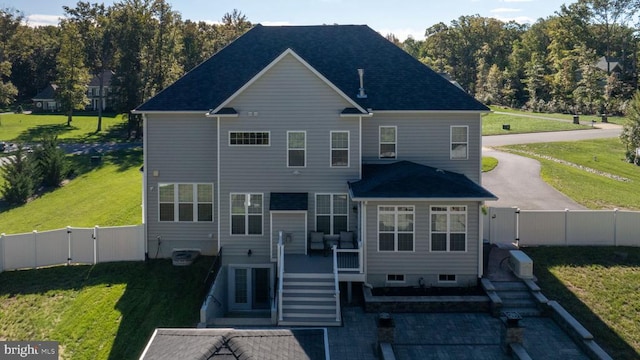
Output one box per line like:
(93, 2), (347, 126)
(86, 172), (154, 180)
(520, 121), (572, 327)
(133, 24), (495, 326)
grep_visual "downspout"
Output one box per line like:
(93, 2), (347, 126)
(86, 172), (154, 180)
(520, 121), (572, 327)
(217, 116), (221, 252)
(359, 116), (362, 180)
(478, 203), (483, 278)
(142, 113), (149, 260)
(362, 201), (367, 275)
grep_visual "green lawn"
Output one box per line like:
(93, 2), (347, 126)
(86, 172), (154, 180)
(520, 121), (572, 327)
(500, 138), (640, 210)
(482, 156), (498, 172)
(0, 149), (142, 234)
(0, 258), (213, 360)
(0, 113), (128, 143)
(482, 111), (590, 135)
(489, 105), (627, 125)
(524, 246), (640, 360)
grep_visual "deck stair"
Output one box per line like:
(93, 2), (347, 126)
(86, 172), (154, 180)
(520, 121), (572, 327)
(493, 281), (541, 317)
(279, 272), (341, 326)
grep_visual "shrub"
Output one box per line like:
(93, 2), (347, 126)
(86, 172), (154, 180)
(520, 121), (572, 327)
(33, 134), (68, 187)
(1, 146), (37, 204)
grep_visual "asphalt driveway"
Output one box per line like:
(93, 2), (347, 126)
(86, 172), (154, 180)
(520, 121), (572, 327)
(481, 148), (586, 210)
(481, 124), (621, 210)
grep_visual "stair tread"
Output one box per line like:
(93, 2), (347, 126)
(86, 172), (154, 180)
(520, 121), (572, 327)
(284, 273), (334, 279)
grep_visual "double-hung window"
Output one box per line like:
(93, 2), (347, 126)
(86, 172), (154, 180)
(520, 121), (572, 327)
(316, 194), (348, 235)
(430, 206), (467, 252)
(378, 206), (414, 252)
(158, 183), (213, 222)
(231, 193), (263, 235)
(330, 131), (349, 167)
(287, 131), (306, 167)
(450, 126), (468, 160)
(379, 126), (397, 159)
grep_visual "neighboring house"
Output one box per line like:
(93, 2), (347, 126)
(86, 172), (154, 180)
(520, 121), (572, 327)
(31, 70), (114, 112)
(134, 24), (495, 326)
(32, 84), (60, 112)
(87, 69), (115, 111)
(595, 56), (623, 74)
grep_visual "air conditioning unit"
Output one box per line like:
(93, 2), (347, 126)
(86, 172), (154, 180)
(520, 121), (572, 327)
(509, 250), (533, 279)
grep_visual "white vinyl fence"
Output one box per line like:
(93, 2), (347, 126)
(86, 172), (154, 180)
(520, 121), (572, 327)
(0, 225), (144, 272)
(484, 207), (640, 247)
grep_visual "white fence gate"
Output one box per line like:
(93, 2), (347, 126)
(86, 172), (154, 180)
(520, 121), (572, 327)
(484, 208), (640, 247)
(0, 225), (145, 272)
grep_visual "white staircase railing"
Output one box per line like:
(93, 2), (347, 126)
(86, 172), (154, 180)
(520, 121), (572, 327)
(277, 231), (285, 322)
(332, 244), (341, 322)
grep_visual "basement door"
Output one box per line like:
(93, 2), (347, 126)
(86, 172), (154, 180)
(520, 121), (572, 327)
(228, 265), (273, 311)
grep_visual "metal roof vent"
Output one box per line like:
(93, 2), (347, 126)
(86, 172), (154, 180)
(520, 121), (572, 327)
(357, 68), (367, 98)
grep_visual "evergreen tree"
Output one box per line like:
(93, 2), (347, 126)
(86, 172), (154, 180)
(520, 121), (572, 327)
(1, 146), (36, 204)
(33, 134), (68, 188)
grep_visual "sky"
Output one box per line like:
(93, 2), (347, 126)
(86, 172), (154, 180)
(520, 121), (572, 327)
(2, 0), (573, 40)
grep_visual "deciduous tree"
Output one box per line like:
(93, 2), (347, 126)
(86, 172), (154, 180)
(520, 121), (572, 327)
(55, 21), (90, 126)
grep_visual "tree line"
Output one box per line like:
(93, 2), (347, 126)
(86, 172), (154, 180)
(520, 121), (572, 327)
(1, 0), (640, 124)
(396, 0), (640, 116)
(0, 0), (251, 135)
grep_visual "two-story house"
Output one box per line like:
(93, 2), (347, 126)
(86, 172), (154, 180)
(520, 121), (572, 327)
(134, 24), (495, 326)
(32, 70), (114, 112)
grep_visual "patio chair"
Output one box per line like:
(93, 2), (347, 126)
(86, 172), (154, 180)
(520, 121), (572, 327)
(309, 231), (325, 254)
(339, 231), (356, 249)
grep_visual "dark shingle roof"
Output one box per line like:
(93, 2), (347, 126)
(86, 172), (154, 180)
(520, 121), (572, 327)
(269, 192), (308, 211)
(136, 25), (488, 112)
(349, 161), (497, 200)
(140, 328), (326, 360)
(32, 84), (58, 100)
(88, 70), (114, 87)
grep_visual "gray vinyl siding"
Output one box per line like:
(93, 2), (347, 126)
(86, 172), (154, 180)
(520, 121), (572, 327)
(362, 113), (481, 183)
(219, 53), (360, 264)
(271, 212), (307, 256)
(145, 113), (218, 257)
(364, 201), (480, 287)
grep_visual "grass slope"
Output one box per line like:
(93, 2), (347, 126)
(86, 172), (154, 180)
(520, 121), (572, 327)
(0, 149), (142, 234)
(489, 106), (627, 125)
(482, 111), (589, 135)
(0, 113), (127, 143)
(501, 138), (640, 210)
(524, 247), (640, 360)
(0, 258), (213, 360)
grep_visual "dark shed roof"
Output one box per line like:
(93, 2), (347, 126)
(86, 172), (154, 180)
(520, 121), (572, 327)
(349, 161), (497, 200)
(136, 24), (488, 112)
(140, 328), (326, 360)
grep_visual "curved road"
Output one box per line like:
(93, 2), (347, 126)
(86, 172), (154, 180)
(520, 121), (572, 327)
(481, 124), (621, 210)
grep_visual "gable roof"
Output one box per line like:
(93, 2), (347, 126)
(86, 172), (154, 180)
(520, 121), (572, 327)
(348, 161), (497, 201)
(32, 84), (58, 101)
(88, 70), (114, 87)
(139, 328), (327, 360)
(135, 25), (488, 113)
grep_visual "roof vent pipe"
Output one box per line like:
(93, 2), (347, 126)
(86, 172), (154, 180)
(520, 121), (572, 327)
(357, 68), (367, 98)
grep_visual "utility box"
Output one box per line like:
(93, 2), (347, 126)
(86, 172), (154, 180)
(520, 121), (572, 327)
(509, 250), (533, 279)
